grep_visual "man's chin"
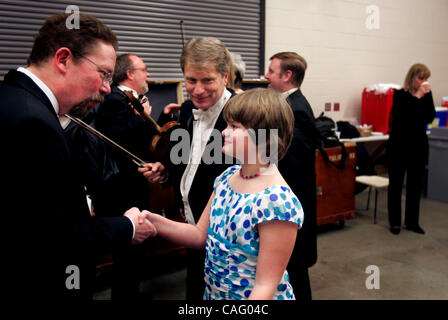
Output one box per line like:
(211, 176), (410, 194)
(87, 100), (99, 108)
(69, 95), (104, 118)
(192, 99), (212, 111)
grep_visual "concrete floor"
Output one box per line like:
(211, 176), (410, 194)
(94, 188), (448, 300)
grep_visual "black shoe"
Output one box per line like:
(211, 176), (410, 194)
(390, 226), (401, 235)
(405, 225), (425, 234)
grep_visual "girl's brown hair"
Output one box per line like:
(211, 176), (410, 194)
(223, 88), (294, 161)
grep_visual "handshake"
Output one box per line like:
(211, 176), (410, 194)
(124, 207), (158, 244)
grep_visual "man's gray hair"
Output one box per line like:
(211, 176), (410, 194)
(180, 37), (231, 76)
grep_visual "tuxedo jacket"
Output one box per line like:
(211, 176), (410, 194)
(159, 98), (234, 223)
(85, 86), (157, 216)
(0, 70), (133, 299)
(95, 86), (157, 162)
(279, 89), (318, 268)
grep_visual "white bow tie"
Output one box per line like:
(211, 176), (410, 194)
(192, 108), (210, 121)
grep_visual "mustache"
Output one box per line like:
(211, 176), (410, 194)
(69, 94), (105, 118)
(87, 94), (105, 104)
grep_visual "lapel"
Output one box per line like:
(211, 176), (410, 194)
(4, 70), (74, 159)
(4, 70), (59, 120)
(286, 89), (302, 109)
(180, 100), (195, 137)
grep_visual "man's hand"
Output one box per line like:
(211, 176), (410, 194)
(164, 103), (182, 115)
(141, 98), (153, 116)
(138, 162), (167, 183)
(124, 207), (158, 244)
(132, 97), (153, 117)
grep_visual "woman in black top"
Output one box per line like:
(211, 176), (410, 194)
(387, 63), (435, 235)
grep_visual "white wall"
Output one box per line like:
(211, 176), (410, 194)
(265, 0), (448, 124)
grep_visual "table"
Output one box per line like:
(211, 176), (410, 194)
(341, 133), (389, 173)
(340, 133), (389, 143)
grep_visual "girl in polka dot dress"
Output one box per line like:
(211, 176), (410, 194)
(148, 88), (303, 299)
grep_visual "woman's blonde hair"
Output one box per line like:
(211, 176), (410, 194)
(223, 88), (294, 161)
(403, 63), (431, 93)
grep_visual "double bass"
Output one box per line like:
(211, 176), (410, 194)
(120, 91), (182, 215)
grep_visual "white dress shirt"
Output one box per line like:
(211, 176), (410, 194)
(181, 89), (232, 225)
(282, 87), (298, 98)
(117, 84), (139, 99)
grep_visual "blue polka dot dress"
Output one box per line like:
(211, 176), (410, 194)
(203, 165), (304, 300)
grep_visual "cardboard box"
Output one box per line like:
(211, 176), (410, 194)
(357, 125), (373, 137)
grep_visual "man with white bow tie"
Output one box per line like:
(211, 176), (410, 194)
(140, 37), (235, 300)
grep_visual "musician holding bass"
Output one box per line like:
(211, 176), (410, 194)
(94, 54), (157, 219)
(66, 53), (165, 300)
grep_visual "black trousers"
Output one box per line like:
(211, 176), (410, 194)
(185, 249), (206, 300)
(387, 157), (425, 228)
(110, 243), (143, 300)
(288, 265), (312, 301)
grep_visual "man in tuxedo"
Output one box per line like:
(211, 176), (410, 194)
(0, 13), (156, 300)
(140, 37), (235, 300)
(265, 51), (318, 300)
(94, 54), (154, 219)
(92, 53), (157, 300)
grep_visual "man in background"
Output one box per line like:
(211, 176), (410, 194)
(66, 53), (159, 300)
(94, 53), (154, 218)
(265, 51), (318, 300)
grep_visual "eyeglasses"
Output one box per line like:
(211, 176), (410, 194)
(78, 54), (113, 85)
(132, 67), (148, 73)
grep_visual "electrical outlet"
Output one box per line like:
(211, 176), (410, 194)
(325, 102), (331, 112)
(334, 102), (340, 111)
